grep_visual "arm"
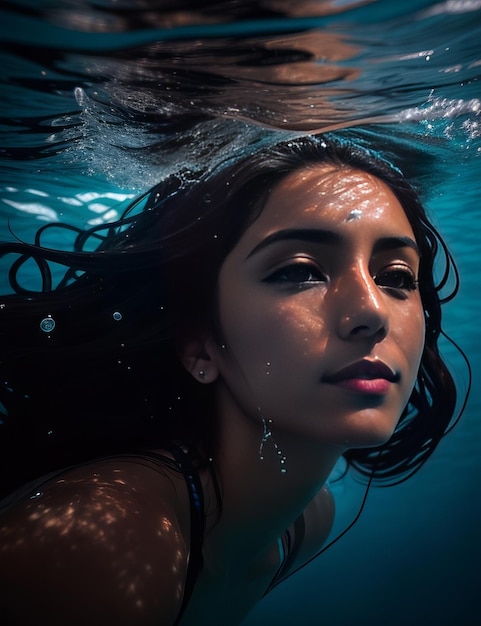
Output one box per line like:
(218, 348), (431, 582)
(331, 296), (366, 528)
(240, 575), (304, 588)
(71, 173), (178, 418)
(0, 457), (190, 626)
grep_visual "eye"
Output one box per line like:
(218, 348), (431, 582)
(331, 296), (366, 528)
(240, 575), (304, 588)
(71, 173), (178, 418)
(263, 262), (326, 286)
(375, 265), (418, 292)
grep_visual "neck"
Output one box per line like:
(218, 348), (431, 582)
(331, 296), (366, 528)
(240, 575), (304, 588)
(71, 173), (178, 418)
(201, 386), (342, 575)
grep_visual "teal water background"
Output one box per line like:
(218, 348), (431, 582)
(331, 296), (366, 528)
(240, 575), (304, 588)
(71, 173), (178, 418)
(1, 1), (480, 623)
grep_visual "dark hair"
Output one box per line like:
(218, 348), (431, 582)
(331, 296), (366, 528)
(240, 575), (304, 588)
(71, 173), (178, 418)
(0, 134), (465, 496)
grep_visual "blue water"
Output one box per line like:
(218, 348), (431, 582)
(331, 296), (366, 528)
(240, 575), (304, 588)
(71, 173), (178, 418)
(1, 1), (480, 623)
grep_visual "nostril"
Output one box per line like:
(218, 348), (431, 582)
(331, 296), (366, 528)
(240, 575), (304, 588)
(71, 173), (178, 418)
(351, 325), (369, 336)
(347, 322), (387, 342)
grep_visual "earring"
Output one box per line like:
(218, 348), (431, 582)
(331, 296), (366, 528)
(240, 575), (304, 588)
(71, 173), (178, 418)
(198, 370), (206, 380)
(259, 416), (287, 475)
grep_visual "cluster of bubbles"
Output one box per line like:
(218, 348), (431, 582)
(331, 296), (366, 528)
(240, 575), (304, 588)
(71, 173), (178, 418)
(66, 87), (287, 192)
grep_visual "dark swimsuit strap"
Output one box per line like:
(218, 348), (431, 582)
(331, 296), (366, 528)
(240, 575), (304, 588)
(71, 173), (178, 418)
(169, 447), (205, 626)
(136, 447), (205, 626)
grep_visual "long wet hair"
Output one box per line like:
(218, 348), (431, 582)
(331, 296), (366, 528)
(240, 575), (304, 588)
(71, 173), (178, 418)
(0, 134), (466, 497)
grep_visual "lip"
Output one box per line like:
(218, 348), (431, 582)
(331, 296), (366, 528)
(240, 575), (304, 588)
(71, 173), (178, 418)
(322, 359), (400, 395)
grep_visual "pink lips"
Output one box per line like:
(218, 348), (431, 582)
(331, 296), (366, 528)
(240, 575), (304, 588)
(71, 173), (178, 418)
(323, 359), (399, 395)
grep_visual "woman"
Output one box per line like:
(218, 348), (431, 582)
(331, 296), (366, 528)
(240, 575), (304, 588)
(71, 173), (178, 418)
(0, 135), (463, 625)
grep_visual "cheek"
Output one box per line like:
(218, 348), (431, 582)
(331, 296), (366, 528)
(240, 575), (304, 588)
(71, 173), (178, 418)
(398, 303), (425, 380)
(214, 297), (331, 421)
(220, 296), (327, 365)
(414, 314), (426, 372)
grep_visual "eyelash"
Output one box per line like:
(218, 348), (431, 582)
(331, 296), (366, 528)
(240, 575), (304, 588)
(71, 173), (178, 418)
(374, 266), (419, 291)
(263, 262), (326, 286)
(264, 262), (418, 292)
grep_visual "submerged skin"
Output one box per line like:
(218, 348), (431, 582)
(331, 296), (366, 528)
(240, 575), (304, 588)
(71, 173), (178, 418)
(0, 166), (425, 625)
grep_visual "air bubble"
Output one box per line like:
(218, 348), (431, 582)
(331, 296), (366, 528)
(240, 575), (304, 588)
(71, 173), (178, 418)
(40, 317), (55, 333)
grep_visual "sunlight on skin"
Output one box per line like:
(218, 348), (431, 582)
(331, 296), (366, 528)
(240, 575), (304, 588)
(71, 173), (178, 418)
(282, 166), (391, 220)
(0, 464), (187, 613)
(212, 166), (424, 452)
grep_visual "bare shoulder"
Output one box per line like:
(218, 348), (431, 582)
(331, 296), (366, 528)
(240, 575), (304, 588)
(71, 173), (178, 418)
(0, 455), (190, 625)
(288, 484), (335, 572)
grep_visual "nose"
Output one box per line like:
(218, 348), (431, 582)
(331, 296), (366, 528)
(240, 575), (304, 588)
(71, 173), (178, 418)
(334, 266), (389, 343)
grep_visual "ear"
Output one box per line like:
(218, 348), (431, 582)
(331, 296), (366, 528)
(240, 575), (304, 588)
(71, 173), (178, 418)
(177, 334), (220, 384)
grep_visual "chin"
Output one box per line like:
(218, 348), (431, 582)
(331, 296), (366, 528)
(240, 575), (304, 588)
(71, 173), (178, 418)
(340, 413), (400, 450)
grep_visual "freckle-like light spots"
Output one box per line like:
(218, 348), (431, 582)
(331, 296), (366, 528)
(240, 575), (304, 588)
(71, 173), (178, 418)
(2, 465), (191, 616)
(103, 512), (116, 525)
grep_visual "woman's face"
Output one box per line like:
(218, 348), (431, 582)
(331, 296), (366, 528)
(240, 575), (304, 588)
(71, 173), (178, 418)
(209, 165), (425, 450)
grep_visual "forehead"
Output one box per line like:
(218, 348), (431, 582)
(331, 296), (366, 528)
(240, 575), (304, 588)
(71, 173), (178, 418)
(253, 164), (414, 233)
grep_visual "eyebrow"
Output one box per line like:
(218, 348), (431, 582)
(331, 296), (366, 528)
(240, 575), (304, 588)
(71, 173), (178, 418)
(245, 228), (420, 259)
